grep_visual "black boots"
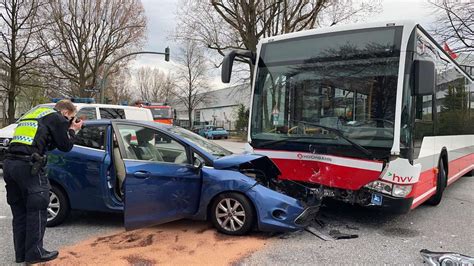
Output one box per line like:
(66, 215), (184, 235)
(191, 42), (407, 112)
(25, 250), (59, 264)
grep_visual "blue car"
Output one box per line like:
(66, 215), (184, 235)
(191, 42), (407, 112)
(199, 126), (229, 139)
(45, 120), (316, 235)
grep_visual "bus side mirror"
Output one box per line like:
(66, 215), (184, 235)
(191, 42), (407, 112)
(414, 59), (435, 96)
(221, 50), (256, 83)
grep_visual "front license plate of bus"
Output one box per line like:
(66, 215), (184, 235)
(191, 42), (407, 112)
(371, 193), (383, 206)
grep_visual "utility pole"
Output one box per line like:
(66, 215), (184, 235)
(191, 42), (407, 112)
(99, 47), (170, 104)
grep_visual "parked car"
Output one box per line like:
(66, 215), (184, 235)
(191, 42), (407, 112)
(199, 126), (229, 139)
(0, 103), (153, 167)
(45, 120), (317, 235)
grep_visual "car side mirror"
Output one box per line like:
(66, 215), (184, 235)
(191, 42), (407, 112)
(413, 59), (435, 96)
(193, 157), (204, 169)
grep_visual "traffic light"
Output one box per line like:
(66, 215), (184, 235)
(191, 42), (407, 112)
(165, 47), (170, 62)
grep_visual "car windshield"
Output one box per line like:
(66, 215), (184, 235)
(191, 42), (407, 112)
(251, 27), (402, 154)
(167, 127), (232, 158)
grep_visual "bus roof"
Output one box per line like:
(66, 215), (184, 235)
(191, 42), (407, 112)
(258, 20), (417, 44)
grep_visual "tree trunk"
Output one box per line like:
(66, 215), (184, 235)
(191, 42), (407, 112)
(7, 85), (16, 124)
(79, 72), (86, 97)
(188, 108), (193, 129)
(7, 0), (18, 124)
(249, 62), (255, 87)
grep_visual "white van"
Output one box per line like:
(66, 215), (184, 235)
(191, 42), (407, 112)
(0, 103), (153, 165)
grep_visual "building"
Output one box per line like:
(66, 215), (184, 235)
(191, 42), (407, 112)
(457, 53), (474, 109)
(172, 83), (250, 130)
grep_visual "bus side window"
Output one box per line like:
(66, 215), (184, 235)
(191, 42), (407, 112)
(415, 95), (433, 122)
(413, 94), (434, 159)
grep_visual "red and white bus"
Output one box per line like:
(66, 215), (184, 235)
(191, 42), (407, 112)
(222, 21), (474, 213)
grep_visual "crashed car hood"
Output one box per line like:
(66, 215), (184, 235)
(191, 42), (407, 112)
(213, 154), (281, 175)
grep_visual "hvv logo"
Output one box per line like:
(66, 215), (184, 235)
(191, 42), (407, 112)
(388, 172), (413, 183)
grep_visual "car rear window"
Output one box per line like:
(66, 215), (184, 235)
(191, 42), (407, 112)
(99, 108), (125, 119)
(77, 107), (97, 120)
(74, 125), (107, 150)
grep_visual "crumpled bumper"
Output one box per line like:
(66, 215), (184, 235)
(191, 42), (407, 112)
(246, 184), (317, 232)
(294, 206), (320, 226)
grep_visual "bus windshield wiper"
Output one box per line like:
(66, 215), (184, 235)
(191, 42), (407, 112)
(294, 120), (375, 160)
(255, 136), (326, 148)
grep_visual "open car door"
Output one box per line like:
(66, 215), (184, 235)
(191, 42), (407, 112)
(113, 122), (202, 230)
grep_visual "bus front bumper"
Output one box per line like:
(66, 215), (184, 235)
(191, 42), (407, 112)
(365, 192), (413, 214)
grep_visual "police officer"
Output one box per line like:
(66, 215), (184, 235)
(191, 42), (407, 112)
(3, 99), (83, 264)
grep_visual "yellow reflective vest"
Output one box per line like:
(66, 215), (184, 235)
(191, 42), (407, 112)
(11, 107), (56, 146)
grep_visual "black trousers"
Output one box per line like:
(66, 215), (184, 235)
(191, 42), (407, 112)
(3, 158), (50, 262)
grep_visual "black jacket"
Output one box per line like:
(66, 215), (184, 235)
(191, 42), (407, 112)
(8, 111), (76, 156)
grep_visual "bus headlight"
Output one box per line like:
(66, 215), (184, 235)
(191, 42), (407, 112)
(364, 181), (412, 198)
(364, 180), (392, 195)
(392, 184), (412, 198)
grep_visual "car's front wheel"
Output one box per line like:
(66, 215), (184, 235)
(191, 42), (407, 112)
(46, 185), (70, 227)
(210, 193), (255, 235)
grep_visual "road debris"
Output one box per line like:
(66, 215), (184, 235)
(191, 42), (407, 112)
(328, 230), (358, 240)
(305, 226), (334, 241)
(420, 249), (474, 265)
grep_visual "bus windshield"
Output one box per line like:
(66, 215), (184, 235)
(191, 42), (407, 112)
(251, 27), (403, 156)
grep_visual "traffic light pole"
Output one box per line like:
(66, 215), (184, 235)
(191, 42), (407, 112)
(99, 47), (170, 104)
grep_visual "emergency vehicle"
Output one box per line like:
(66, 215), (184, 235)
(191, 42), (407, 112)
(135, 101), (174, 125)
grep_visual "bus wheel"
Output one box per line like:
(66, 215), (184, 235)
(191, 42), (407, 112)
(426, 160), (447, 206)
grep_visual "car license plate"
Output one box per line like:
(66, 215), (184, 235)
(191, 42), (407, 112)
(371, 193), (383, 206)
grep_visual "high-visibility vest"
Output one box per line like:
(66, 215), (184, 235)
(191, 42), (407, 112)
(11, 107), (56, 146)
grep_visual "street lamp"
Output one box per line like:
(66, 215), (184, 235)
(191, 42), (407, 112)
(99, 47), (170, 104)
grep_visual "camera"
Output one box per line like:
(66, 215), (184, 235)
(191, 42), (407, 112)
(68, 117), (81, 123)
(69, 117), (84, 129)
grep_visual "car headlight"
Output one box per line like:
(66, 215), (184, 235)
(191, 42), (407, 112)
(364, 181), (412, 198)
(392, 184), (412, 197)
(1, 138), (11, 147)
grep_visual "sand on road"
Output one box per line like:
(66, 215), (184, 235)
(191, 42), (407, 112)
(46, 220), (268, 265)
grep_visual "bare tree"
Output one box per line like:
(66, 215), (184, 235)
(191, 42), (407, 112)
(0, 0), (47, 124)
(176, 0), (381, 81)
(431, 0), (474, 54)
(136, 67), (175, 103)
(173, 41), (210, 128)
(38, 0), (147, 97)
(106, 65), (133, 105)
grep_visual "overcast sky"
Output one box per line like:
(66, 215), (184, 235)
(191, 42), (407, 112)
(131, 0), (439, 88)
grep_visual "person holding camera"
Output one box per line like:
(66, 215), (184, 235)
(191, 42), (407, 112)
(3, 99), (83, 264)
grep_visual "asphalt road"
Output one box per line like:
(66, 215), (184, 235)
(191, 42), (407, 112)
(0, 139), (473, 264)
(243, 174), (474, 265)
